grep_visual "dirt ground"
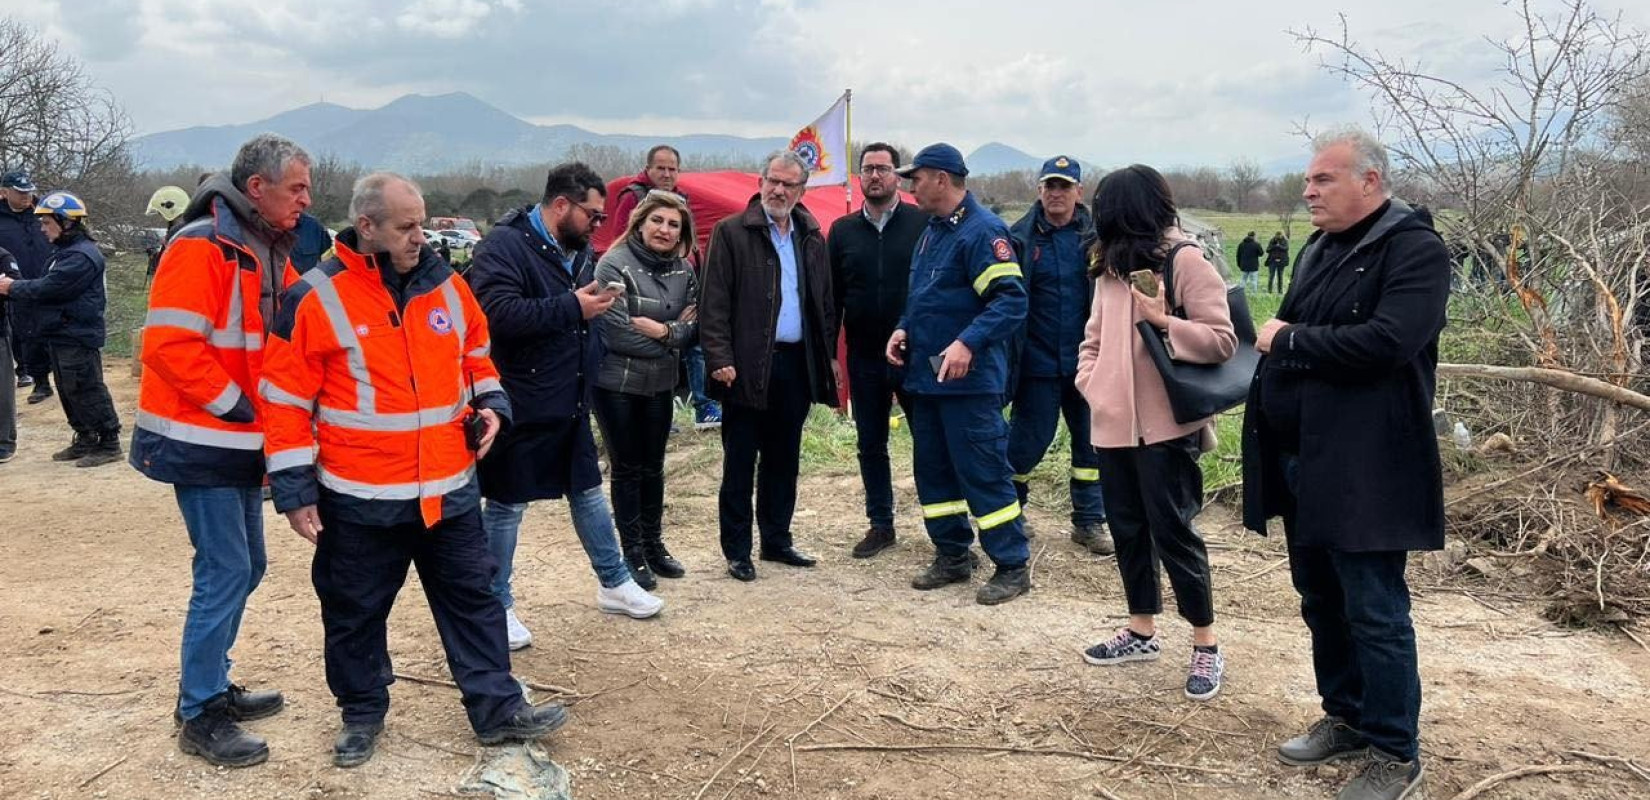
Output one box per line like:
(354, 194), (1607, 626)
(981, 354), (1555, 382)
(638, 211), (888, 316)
(2, 364), (1648, 800)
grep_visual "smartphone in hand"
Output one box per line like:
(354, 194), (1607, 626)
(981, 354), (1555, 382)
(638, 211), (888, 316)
(928, 354), (945, 375)
(1128, 269), (1159, 298)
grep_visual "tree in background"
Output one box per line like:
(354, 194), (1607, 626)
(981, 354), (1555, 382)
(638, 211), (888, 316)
(1267, 171), (1304, 240)
(1226, 159), (1266, 212)
(0, 17), (141, 238)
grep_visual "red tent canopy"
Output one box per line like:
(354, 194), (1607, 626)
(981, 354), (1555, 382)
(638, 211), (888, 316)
(599, 171), (886, 254)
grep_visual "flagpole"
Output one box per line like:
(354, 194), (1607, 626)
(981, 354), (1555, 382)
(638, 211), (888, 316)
(843, 88), (853, 214)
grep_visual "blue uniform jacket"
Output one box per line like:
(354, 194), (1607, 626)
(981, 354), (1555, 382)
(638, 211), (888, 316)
(9, 230), (107, 350)
(898, 192), (1027, 396)
(1009, 202), (1092, 378)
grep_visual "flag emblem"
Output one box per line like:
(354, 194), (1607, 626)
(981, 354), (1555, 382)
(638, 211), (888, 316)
(789, 126), (831, 175)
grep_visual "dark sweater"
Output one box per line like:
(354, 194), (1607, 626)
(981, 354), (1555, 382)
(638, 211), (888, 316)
(828, 201), (927, 359)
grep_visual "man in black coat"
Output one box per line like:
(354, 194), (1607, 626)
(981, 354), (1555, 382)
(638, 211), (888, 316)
(0, 245), (17, 462)
(1236, 230), (1263, 294)
(1, 170), (52, 402)
(467, 162), (664, 652)
(700, 150), (840, 582)
(1243, 128), (1448, 800)
(828, 142), (925, 558)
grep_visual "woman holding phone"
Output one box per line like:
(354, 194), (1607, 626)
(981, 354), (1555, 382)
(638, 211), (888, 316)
(1074, 165), (1237, 701)
(593, 190), (699, 585)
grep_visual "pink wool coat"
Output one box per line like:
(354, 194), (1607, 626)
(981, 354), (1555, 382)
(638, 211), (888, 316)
(1075, 236), (1238, 450)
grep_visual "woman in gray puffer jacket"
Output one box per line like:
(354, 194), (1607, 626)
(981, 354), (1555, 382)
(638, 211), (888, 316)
(593, 189), (698, 580)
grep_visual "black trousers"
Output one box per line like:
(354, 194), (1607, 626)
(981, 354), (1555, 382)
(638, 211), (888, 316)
(311, 503), (522, 731)
(846, 351), (910, 529)
(718, 344), (812, 561)
(593, 386), (674, 541)
(1267, 265), (1287, 293)
(48, 343), (119, 436)
(1094, 434), (1215, 626)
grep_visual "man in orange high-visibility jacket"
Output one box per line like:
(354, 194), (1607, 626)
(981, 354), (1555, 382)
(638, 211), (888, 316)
(129, 134), (310, 769)
(260, 173), (569, 768)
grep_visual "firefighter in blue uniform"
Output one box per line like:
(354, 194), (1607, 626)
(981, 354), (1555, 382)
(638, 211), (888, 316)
(1006, 156), (1113, 554)
(885, 144), (1031, 605)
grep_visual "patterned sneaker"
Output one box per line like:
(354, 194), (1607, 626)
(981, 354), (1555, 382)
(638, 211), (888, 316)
(1082, 628), (1162, 665)
(1184, 646), (1224, 701)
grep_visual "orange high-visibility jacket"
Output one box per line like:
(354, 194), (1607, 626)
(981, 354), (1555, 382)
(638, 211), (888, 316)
(130, 196), (297, 486)
(260, 231), (510, 528)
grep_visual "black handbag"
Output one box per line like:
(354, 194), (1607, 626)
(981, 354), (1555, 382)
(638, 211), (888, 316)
(1134, 242), (1261, 424)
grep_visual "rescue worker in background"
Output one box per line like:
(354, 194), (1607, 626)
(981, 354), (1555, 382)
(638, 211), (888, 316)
(144, 185), (190, 276)
(828, 142), (926, 558)
(0, 191), (122, 467)
(261, 173), (567, 767)
(1005, 156), (1112, 556)
(1, 170), (52, 403)
(885, 144), (1031, 605)
(595, 145), (719, 430)
(130, 134), (312, 768)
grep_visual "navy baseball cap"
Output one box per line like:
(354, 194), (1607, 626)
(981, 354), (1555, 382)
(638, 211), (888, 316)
(1039, 156), (1081, 184)
(895, 143), (968, 178)
(1, 170), (35, 192)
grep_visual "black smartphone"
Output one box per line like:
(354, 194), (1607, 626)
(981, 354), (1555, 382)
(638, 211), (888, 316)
(928, 354), (945, 375)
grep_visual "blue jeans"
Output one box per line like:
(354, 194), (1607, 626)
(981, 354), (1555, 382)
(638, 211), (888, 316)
(684, 343), (711, 412)
(482, 486), (631, 606)
(175, 485), (266, 721)
(1241, 270), (1261, 293)
(1281, 453), (1422, 761)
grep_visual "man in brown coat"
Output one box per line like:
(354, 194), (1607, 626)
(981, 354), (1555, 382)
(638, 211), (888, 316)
(699, 150), (839, 582)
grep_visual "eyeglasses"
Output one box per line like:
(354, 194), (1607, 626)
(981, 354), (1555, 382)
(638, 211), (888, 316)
(570, 202), (608, 224)
(860, 164), (896, 176)
(762, 176), (806, 191)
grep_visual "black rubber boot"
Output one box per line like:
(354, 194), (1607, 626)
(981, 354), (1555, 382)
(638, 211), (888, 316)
(178, 694), (269, 768)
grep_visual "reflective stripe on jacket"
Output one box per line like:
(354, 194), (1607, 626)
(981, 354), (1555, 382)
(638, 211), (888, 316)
(261, 231), (510, 528)
(130, 198), (293, 486)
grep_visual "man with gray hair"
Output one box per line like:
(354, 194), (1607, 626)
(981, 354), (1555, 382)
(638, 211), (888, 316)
(700, 150), (839, 581)
(130, 132), (312, 767)
(262, 172), (567, 768)
(1243, 127), (1448, 800)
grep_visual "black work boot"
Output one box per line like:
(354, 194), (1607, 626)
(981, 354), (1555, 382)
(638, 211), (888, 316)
(477, 702), (570, 745)
(911, 550), (975, 590)
(26, 378), (52, 405)
(851, 526), (896, 558)
(75, 430), (123, 468)
(333, 721), (384, 768)
(642, 532), (685, 579)
(618, 524), (657, 590)
(52, 432), (94, 462)
(976, 564), (1031, 605)
(178, 694), (270, 768)
(1072, 522), (1115, 555)
(174, 683), (286, 727)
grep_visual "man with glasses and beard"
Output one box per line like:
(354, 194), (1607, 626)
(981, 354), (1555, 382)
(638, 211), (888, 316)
(468, 163), (665, 654)
(828, 143), (926, 558)
(700, 150), (839, 582)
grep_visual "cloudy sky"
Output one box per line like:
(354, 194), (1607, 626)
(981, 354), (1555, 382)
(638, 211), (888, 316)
(6, 0), (1649, 168)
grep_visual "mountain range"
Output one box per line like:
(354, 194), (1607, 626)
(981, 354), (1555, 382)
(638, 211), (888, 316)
(132, 92), (1058, 176)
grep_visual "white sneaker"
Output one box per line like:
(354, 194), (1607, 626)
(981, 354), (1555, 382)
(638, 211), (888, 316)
(504, 607), (533, 650)
(596, 579), (664, 619)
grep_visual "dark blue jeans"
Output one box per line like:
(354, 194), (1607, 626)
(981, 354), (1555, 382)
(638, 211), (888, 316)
(847, 352), (910, 529)
(175, 485), (266, 721)
(1281, 454), (1422, 761)
(684, 344), (711, 411)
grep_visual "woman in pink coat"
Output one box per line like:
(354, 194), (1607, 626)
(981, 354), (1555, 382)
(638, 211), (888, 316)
(1074, 165), (1237, 701)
